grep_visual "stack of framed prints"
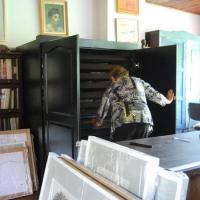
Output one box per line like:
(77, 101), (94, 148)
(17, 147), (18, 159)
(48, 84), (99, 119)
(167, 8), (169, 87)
(40, 153), (140, 200)
(84, 136), (159, 200)
(0, 129), (38, 199)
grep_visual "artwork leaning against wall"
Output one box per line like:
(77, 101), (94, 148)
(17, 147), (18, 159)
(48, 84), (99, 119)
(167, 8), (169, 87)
(115, 18), (139, 43)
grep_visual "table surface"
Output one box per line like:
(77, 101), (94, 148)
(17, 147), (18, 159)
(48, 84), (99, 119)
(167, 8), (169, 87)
(118, 131), (200, 171)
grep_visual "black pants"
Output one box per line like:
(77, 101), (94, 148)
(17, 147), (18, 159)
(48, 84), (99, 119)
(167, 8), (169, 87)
(111, 123), (153, 142)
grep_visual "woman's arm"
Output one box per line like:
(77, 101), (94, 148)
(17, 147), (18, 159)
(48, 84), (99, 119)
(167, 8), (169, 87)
(91, 89), (111, 127)
(142, 79), (174, 106)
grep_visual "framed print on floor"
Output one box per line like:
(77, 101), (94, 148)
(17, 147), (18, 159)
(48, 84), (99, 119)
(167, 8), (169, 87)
(40, 0), (68, 35)
(116, 0), (139, 15)
(116, 18), (139, 43)
(0, 0), (5, 41)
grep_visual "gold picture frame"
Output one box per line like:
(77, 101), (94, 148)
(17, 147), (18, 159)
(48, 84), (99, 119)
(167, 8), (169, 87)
(116, 0), (139, 15)
(0, 0), (6, 41)
(115, 18), (139, 43)
(40, 0), (68, 35)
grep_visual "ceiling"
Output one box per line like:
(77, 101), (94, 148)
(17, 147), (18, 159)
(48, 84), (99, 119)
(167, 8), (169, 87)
(146, 0), (200, 15)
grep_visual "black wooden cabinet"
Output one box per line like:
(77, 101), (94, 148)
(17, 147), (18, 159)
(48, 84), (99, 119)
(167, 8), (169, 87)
(18, 35), (176, 179)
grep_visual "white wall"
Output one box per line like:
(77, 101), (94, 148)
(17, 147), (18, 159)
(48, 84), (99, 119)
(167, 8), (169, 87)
(68, 0), (107, 40)
(4, 0), (39, 48)
(1, 0), (200, 48)
(139, 1), (200, 41)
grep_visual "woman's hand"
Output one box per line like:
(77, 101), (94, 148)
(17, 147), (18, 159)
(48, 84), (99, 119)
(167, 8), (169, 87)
(166, 89), (174, 104)
(90, 118), (101, 128)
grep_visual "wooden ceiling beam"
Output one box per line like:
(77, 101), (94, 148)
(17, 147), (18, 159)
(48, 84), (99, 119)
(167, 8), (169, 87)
(146, 0), (200, 15)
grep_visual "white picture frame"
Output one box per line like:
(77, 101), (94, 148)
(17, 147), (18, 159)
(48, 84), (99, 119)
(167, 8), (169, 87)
(0, 129), (38, 191)
(116, 18), (139, 43)
(40, 153), (123, 200)
(0, 144), (33, 199)
(0, 0), (5, 41)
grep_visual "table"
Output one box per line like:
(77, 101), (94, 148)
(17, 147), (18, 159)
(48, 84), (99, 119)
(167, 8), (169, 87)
(118, 131), (200, 200)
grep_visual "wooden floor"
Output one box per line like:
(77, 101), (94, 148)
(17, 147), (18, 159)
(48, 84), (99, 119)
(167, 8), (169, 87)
(15, 192), (39, 200)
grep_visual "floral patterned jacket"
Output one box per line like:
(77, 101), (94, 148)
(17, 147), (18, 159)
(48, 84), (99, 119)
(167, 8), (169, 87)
(96, 76), (169, 133)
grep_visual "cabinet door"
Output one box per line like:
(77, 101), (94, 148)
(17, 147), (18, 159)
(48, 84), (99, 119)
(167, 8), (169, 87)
(134, 46), (176, 136)
(160, 37), (186, 131)
(42, 35), (79, 158)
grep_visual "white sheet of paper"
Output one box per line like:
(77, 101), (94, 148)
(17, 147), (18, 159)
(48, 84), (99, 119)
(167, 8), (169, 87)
(0, 150), (33, 197)
(0, 133), (27, 145)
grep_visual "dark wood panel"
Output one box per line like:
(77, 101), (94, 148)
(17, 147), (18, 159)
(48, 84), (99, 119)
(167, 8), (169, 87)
(80, 72), (109, 80)
(80, 100), (101, 108)
(80, 63), (112, 71)
(80, 91), (103, 99)
(80, 81), (110, 89)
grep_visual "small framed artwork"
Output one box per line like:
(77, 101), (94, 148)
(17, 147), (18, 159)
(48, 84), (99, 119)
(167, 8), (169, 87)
(116, 0), (139, 15)
(40, 0), (68, 35)
(116, 18), (139, 43)
(0, 0), (5, 41)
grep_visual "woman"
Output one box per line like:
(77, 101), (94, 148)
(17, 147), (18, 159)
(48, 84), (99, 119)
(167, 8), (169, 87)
(92, 65), (174, 142)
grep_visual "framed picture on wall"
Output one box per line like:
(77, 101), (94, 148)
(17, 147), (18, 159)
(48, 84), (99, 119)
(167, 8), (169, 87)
(0, 0), (5, 41)
(40, 0), (68, 35)
(116, 0), (139, 15)
(115, 18), (139, 43)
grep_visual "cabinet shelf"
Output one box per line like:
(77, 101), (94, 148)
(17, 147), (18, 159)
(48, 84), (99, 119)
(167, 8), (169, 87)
(0, 109), (21, 114)
(0, 80), (20, 84)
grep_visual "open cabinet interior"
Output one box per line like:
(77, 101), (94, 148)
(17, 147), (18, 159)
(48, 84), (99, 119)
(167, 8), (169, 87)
(79, 48), (135, 140)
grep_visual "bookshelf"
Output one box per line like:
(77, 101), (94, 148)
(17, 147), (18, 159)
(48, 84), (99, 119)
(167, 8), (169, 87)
(0, 52), (22, 130)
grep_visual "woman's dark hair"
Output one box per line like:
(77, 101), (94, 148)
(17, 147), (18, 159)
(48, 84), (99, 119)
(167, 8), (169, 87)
(48, 8), (60, 18)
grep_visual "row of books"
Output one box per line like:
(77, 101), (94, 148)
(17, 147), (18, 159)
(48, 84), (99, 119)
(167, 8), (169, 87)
(0, 58), (19, 80)
(0, 88), (19, 109)
(0, 117), (19, 131)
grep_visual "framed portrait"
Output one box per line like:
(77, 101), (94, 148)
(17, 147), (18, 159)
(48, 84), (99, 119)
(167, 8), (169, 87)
(116, 0), (139, 15)
(40, 0), (68, 35)
(115, 18), (139, 43)
(0, 0), (5, 41)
